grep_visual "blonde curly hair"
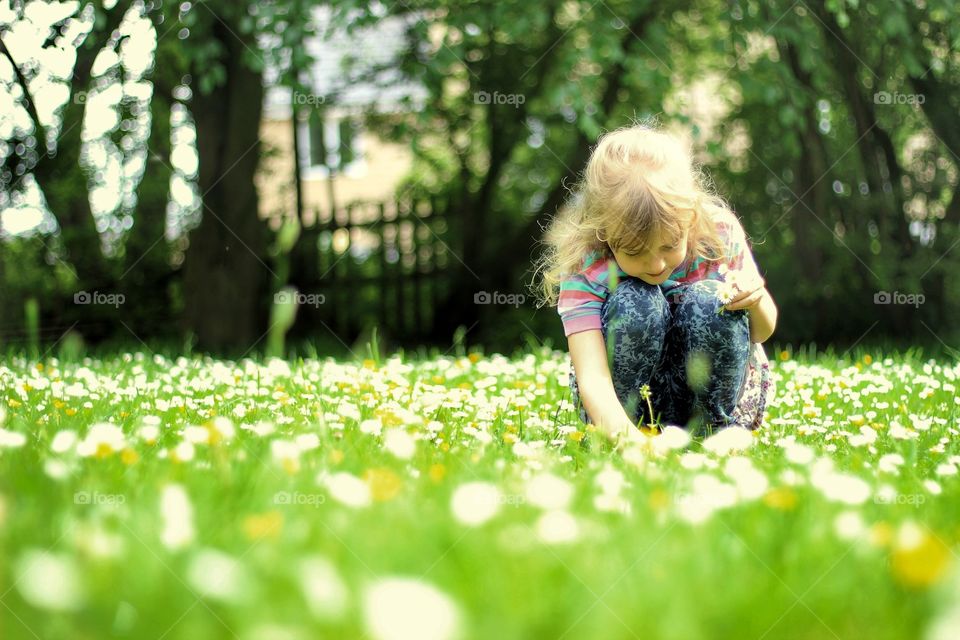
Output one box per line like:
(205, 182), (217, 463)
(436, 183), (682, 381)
(531, 121), (735, 307)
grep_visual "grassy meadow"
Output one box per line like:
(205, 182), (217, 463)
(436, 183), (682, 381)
(0, 346), (958, 640)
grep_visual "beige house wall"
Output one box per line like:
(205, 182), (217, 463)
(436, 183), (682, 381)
(256, 115), (414, 229)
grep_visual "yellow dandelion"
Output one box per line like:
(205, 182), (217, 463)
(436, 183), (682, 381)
(428, 463), (446, 483)
(120, 448), (139, 466)
(890, 525), (952, 588)
(242, 511), (283, 542)
(638, 422), (660, 437)
(762, 487), (797, 511)
(868, 522), (894, 548)
(648, 489), (670, 512)
(363, 467), (402, 502)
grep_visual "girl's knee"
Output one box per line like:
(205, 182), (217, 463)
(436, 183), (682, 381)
(676, 281), (748, 335)
(601, 278), (670, 339)
(675, 280), (724, 313)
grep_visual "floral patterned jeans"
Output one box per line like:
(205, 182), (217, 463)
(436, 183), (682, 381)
(569, 278), (752, 433)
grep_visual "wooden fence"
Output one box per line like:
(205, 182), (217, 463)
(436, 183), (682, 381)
(288, 196), (453, 342)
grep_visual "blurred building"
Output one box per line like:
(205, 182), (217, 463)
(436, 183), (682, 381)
(257, 6), (427, 229)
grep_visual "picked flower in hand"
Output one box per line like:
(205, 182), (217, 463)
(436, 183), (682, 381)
(716, 266), (766, 314)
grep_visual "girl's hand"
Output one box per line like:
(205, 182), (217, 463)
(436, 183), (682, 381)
(598, 419), (639, 452)
(721, 271), (767, 312)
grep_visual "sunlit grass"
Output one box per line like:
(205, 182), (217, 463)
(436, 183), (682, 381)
(0, 347), (958, 640)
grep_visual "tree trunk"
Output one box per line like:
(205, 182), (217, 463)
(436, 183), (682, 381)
(27, 4), (128, 290)
(182, 14), (269, 353)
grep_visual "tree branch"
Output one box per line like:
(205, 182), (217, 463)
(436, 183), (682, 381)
(0, 34), (47, 149)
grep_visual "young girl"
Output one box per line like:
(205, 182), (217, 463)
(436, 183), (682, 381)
(535, 123), (777, 446)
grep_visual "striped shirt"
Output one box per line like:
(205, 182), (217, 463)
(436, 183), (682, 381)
(557, 209), (762, 337)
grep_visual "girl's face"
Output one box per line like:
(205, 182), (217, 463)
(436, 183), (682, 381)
(611, 227), (689, 284)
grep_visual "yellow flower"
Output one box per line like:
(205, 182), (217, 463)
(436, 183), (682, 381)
(890, 524), (952, 588)
(120, 448), (139, 466)
(428, 463), (446, 483)
(328, 449), (344, 465)
(374, 408), (404, 427)
(363, 467), (402, 502)
(762, 487), (797, 511)
(648, 489), (670, 512)
(868, 522), (893, 548)
(243, 511), (283, 542)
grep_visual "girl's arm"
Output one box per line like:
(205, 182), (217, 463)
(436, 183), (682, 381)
(747, 287), (778, 344)
(568, 329), (637, 440)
